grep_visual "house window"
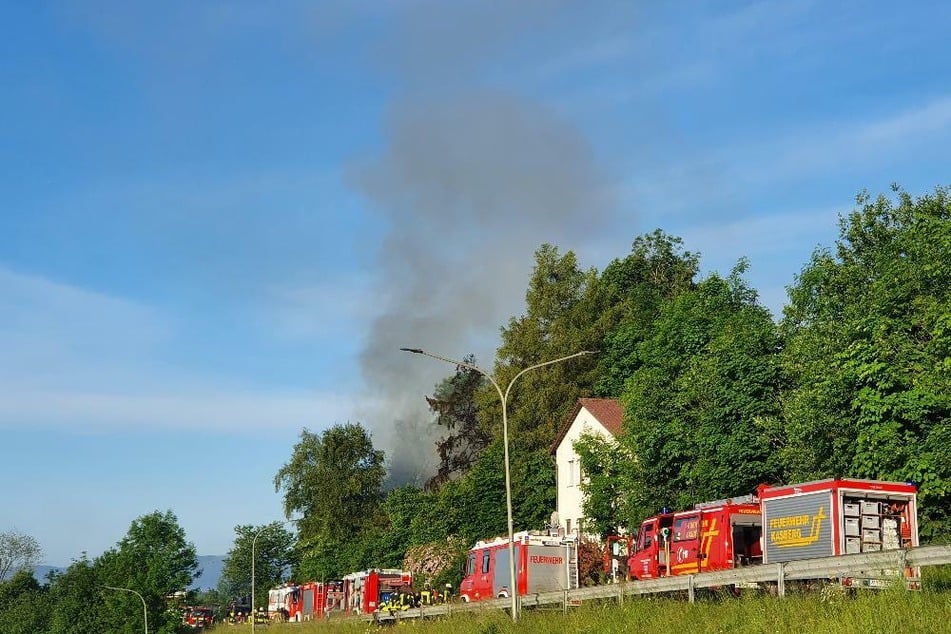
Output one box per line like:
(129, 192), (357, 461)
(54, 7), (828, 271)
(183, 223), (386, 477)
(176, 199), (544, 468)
(566, 518), (572, 534)
(567, 459), (576, 487)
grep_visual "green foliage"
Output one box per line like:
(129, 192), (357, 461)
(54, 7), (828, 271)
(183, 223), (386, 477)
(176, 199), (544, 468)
(219, 522), (297, 610)
(96, 510), (199, 634)
(595, 230), (700, 397)
(781, 186), (951, 539)
(47, 556), (108, 634)
(275, 424), (386, 544)
(494, 244), (602, 452)
(573, 433), (633, 538)
(621, 264), (784, 520)
(0, 570), (49, 634)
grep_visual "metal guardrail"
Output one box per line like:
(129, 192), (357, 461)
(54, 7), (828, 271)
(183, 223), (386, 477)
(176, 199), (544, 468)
(363, 545), (951, 624)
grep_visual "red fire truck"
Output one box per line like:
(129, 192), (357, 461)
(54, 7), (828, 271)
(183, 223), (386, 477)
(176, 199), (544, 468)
(460, 531), (579, 602)
(758, 478), (919, 587)
(626, 496), (762, 580)
(342, 569), (413, 614)
(268, 570), (410, 619)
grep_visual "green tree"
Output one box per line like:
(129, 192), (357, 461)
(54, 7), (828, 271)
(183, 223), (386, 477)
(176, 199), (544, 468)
(96, 510), (199, 634)
(218, 522), (296, 611)
(594, 230), (700, 396)
(494, 244), (601, 453)
(275, 424), (386, 543)
(622, 264), (784, 522)
(275, 424), (386, 579)
(781, 186), (951, 539)
(0, 569), (49, 634)
(47, 556), (109, 634)
(0, 530), (42, 581)
(573, 432), (632, 538)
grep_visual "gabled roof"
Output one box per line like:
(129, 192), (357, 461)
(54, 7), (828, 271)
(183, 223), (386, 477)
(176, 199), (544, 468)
(549, 397), (623, 455)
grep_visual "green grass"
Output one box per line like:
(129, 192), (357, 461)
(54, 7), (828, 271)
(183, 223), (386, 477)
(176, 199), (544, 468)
(224, 570), (951, 634)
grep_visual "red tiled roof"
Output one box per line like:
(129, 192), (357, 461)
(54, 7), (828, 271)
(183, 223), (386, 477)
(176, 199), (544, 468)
(549, 397), (623, 454)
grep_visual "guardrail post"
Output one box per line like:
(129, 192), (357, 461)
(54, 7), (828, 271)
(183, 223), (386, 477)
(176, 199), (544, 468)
(777, 563), (785, 598)
(563, 590), (569, 615)
(688, 575), (695, 603)
(618, 582), (624, 605)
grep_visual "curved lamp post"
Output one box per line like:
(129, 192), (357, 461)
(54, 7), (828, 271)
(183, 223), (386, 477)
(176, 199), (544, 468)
(400, 347), (594, 621)
(251, 519), (298, 633)
(102, 585), (148, 634)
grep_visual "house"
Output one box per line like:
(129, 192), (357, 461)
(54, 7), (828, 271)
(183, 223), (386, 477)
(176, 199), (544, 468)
(549, 397), (623, 538)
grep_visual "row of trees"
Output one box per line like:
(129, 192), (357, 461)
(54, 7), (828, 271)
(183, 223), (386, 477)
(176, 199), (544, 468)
(265, 186), (950, 588)
(0, 512), (199, 634)
(6, 186), (945, 627)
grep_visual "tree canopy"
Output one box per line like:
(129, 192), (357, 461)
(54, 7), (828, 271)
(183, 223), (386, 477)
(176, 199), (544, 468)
(781, 186), (951, 538)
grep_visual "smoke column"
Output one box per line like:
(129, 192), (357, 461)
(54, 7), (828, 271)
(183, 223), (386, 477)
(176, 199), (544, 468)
(348, 2), (620, 484)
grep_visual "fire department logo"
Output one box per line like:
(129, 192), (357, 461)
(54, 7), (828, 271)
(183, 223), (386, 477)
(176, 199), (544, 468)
(769, 506), (827, 548)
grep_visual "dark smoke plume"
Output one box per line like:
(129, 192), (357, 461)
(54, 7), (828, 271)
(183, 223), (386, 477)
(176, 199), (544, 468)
(349, 3), (619, 484)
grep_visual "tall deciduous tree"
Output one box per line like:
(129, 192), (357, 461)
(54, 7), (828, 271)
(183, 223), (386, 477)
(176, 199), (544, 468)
(595, 230), (700, 397)
(0, 530), (41, 581)
(275, 424), (386, 543)
(781, 186), (951, 539)
(275, 424), (386, 579)
(218, 523), (296, 610)
(621, 263), (784, 522)
(494, 244), (601, 452)
(97, 510), (199, 634)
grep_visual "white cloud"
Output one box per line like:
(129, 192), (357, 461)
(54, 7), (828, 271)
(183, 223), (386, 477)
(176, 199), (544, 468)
(0, 265), (363, 432)
(678, 206), (841, 261)
(0, 387), (357, 434)
(730, 96), (951, 185)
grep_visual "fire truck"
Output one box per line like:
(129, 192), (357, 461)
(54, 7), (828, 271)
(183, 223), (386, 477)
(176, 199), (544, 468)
(759, 478), (919, 587)
(626, 496), (762, 580)
(343, 569), (413, 614)
(268, 570), (411, 619)
(267, 580), (347, 621)
(620, 479), (919, 586)
(460, 531), (579, 602)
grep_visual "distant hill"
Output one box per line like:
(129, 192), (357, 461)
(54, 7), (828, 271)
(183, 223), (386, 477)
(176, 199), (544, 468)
(192, 555), (226, 590)
(18, 556), (226, 591)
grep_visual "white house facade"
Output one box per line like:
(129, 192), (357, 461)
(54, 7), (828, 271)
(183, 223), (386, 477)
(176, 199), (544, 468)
(549, 398), (623, 538)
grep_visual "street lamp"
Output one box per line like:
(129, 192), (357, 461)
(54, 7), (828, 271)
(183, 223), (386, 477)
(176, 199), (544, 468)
(400, 347), (594, 621)
(251, 519), (298, 633)
(102, 585), (148, 634)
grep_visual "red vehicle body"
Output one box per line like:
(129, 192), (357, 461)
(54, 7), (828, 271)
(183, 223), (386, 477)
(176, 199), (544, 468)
(603, 534), (634, 582)
(183, 606), (214, 628)
(620, 479), (919, 586)
(342, 569), (413, 614)
(460, 531), (578, 602)
(269, 571), (410, 619)
(758, 478), (919, 587)
(268, 580), (347, 621)
(627, 496), (762, 580)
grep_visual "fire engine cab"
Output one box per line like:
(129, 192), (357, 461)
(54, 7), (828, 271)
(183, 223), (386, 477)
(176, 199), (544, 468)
(627, 495), (762, 579)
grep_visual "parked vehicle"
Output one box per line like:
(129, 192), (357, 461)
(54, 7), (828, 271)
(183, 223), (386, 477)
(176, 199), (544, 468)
(459, 531), (579, 602)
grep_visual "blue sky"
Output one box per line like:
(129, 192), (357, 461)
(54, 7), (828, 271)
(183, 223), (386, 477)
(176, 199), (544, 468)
(2, 0), (949, 567)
